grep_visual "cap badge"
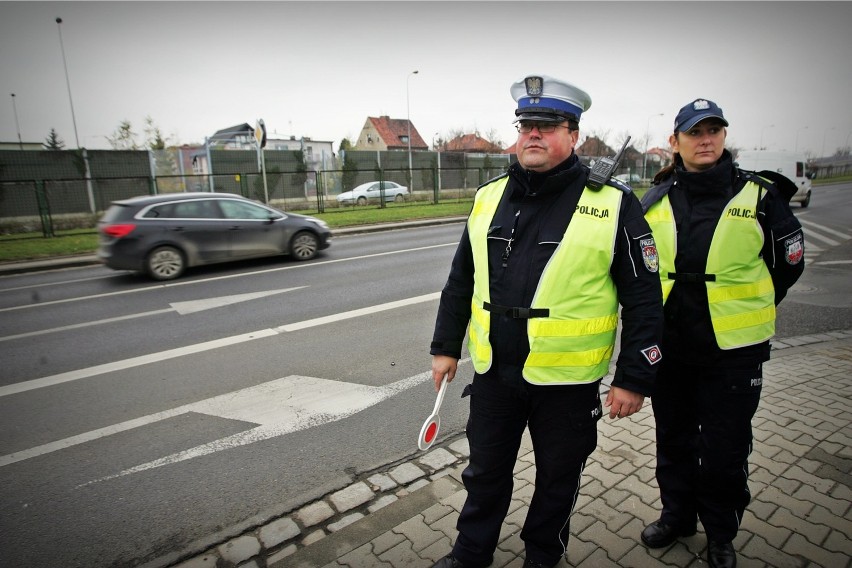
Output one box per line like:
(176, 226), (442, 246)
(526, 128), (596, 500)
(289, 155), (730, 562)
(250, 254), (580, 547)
(693, 99), (710, 110)
(525, 76), (543, 96)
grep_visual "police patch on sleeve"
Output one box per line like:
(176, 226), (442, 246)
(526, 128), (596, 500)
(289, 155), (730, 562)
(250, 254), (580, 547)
(640, 345), (662, 365)
(640, 238), (659, 273)
(784, 233), (803, 265)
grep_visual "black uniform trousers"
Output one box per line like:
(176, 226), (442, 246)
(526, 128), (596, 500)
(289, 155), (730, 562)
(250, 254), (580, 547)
(651, 360), (763, 543)
(451, 373), (601, 568)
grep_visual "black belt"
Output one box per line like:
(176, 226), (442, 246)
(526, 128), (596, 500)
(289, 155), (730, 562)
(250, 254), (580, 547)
(668, 272), (716, 282)
(483, 302), (550, 319)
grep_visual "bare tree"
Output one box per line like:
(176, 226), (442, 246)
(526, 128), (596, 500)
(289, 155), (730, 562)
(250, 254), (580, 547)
(144, 116), (169, 150)
(107, 120), (140, 150)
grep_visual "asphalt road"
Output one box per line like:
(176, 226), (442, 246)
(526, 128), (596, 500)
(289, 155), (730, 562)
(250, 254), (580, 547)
(0, 183), (850, 568)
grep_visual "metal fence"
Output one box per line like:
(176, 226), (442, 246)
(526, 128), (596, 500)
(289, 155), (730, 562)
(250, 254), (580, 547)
(0, 148), (517, 236)
(0, 146), (670, 237)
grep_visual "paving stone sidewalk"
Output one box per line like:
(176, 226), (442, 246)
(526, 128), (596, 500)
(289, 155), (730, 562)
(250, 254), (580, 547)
(170, 332), (852, 568)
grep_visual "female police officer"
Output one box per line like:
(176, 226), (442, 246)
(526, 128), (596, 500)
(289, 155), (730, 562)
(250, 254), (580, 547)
(639, 99), (805, 568)
(429, 75), (664, 568)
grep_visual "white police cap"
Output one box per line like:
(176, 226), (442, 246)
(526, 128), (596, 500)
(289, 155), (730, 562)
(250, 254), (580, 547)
(511, 74), (592, 123)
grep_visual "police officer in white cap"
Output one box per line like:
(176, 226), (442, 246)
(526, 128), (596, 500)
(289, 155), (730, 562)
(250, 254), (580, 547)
(428, 75), (665, 568)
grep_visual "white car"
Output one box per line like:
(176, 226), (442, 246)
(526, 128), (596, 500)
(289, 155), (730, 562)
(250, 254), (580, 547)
(614, 172), (642, 185)
(336, 181), (409, 205)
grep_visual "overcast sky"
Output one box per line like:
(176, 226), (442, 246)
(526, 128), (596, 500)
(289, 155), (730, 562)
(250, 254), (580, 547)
(1, 1), (851, 157)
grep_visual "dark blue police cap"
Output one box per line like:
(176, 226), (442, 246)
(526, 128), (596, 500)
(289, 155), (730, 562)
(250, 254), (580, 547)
(674, 98), (729, 132)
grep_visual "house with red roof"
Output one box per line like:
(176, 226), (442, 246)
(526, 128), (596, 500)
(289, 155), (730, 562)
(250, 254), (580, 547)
(441, 132), (504, 154)
(354, 116), (428, 151)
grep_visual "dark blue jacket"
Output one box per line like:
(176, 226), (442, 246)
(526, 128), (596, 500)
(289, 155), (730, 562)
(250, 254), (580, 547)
(430, 153), (664, 396)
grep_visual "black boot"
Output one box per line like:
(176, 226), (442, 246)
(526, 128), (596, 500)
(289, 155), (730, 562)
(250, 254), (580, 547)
(640, 519), (697, 548)
(707, 541), (736, 568)
(431, 554), (492, 568)
(522, 560), (552, 568)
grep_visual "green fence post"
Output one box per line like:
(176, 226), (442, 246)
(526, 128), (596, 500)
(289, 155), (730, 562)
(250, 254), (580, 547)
(433, 166), (439, 204)
(316, 171), (325, 213)
(35, 181), (55, 238)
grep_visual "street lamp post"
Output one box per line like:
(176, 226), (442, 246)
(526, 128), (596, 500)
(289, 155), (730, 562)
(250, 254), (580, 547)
(760, 124), (775, 150)
(55, 17), (80, 149)
(407, 70), (418, 187)
(643, 113), (664, 180)
(10, 93), (23, 150)
(795, 126), (808, 153)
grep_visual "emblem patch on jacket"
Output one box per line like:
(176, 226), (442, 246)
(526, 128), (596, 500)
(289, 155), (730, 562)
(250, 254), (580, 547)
(784, 233), (803, 265)
(640, 238), (659, 273)
(640, 345), (662, 365)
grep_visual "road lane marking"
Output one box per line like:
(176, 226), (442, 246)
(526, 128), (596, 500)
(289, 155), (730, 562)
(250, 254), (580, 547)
(0, 288), (307, 343)
(0, 292), (442, 398)
(0, 360), (472, 475)
(801, 227), (841, 247)
(0, 243), (455, 313)
(797, 218), (851, 239)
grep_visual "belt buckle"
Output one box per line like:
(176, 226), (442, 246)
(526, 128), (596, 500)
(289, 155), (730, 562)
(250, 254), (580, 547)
(511, 307), (530, 319)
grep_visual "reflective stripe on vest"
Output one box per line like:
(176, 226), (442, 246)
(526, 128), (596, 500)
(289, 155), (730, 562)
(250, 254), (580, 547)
(645, 181), (775, 349)
(706, 182), (775, 348)
(467, 177), (621, 384)
(644, 196), (676, 303)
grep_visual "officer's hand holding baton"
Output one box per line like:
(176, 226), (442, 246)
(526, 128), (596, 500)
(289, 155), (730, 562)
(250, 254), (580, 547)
(431, 355), (458, 391)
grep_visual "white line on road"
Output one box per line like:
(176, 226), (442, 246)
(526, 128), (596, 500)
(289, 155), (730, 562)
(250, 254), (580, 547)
(801, 227), (841, 247)
(0, 243), (455, 313)
(797, 218), (852, 239)
(0, 288), (306, 342)
(0, 292), (442, 398)
(1, 359), (472, 476)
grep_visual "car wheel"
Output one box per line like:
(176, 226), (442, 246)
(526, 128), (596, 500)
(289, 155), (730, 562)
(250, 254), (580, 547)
(394, 193), (404, 203)
(356, 196), (367, 206)
(801, 191), (811, 208)
(290, 231), (319, 261)
(146, 246), (185, 280)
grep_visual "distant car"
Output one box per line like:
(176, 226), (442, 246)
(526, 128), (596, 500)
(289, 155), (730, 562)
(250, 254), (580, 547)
(336, 181), (409, 206)
(614, 172), (642, 185)
(97, 192), (331, 280)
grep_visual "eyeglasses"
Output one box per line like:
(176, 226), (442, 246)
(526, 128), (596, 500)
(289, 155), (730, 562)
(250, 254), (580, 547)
(515, 122), (572, 134)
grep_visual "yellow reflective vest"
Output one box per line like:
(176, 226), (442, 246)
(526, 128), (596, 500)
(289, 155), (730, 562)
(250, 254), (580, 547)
(467, 176), (622, 384)
(644, 181), (775, 349)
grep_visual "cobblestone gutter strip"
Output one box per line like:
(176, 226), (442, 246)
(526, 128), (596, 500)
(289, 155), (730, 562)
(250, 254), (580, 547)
(161, 438), (472, 568)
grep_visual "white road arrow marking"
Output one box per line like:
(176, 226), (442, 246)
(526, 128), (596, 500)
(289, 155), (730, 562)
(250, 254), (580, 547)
(170, 288), (305, 315)
(1, 361), (475, 477)
(0, 287), (305, 343)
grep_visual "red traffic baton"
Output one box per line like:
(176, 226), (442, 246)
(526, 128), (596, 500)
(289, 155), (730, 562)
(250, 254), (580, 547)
(418, 377), (449, 451)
